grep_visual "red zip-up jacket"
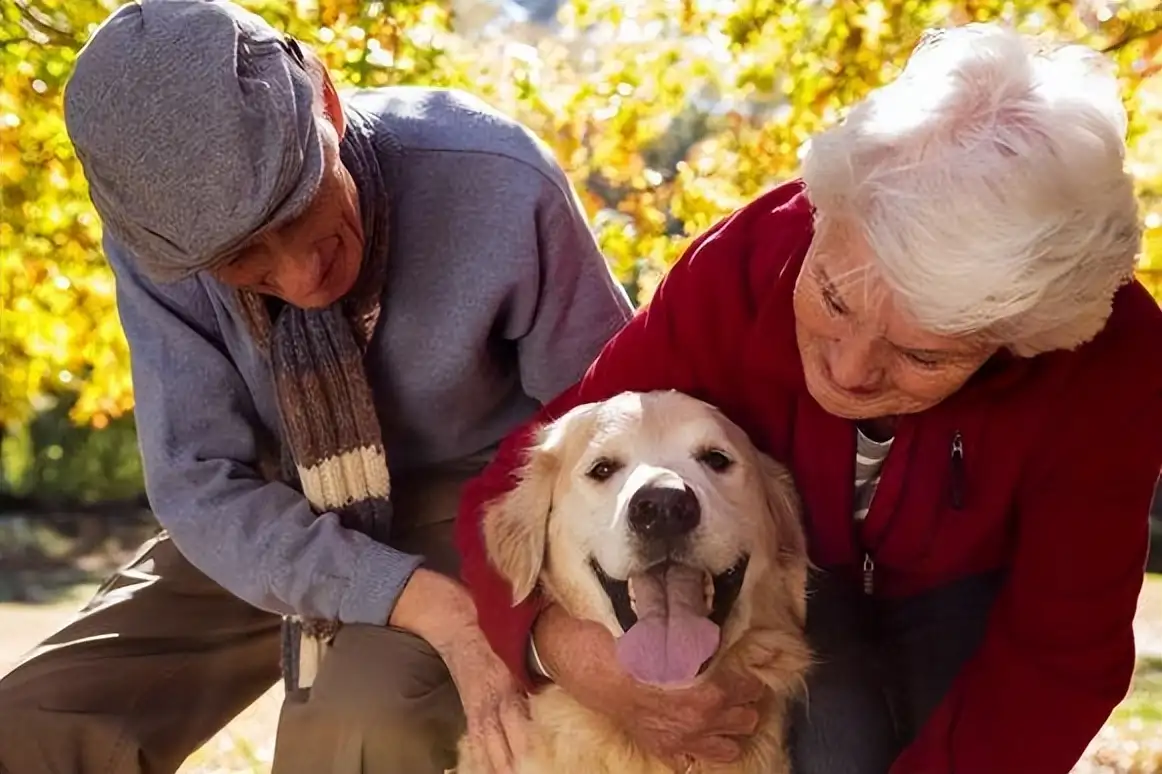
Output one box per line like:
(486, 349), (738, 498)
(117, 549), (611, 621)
(455, 180), (1162, 774)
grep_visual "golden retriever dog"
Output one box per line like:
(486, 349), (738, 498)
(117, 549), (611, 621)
(465, 390), (812, 774)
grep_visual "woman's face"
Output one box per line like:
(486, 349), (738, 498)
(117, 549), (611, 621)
(793, 227), (997, 420)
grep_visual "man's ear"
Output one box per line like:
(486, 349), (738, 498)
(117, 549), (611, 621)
(305, 49), (345, 138)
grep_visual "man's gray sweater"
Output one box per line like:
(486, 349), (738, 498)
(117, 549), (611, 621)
(108, 86), (632, 626)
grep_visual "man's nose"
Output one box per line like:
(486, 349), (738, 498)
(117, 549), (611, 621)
(264, 236), (319, 305)
(826, 337), (883, 392)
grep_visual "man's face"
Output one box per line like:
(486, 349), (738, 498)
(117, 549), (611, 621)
(792, 224), (996, 420)
(211, 111), (364, 309)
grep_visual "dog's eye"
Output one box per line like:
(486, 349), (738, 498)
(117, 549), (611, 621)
(697, 448), (734, 473)
(586, 457), (622, 482)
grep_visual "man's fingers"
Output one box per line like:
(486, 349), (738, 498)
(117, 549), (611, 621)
(500, 700), (531, 761)
(481, 716), (515, 774)
(465, 737), (497, 774)
(706, 704), (759, 737)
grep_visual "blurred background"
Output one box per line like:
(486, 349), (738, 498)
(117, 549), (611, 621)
(1, 0), (1160, 771)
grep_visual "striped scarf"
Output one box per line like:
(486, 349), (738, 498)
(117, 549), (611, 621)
(237, 107), (397, 691)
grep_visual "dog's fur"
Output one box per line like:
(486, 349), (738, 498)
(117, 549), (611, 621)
(460, 391), (812, 774)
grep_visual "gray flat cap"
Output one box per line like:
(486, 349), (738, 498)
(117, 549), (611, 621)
(65, 0), (323, 281)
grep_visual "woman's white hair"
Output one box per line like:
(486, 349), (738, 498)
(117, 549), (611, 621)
(801, 23), (1142, 356)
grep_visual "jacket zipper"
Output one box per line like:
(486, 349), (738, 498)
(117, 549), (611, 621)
(858, 428), (965, 596)
(950, 430), (966, 510)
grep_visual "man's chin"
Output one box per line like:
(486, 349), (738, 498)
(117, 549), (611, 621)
(311, 254), (363, 307)
(331, 260), (363, 301)
(290, 283), (349, 310)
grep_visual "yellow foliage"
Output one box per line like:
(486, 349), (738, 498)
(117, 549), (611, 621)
(1, 0), (1160, 426)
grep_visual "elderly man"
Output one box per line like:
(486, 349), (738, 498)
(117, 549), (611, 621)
(0, 1), (631, 773)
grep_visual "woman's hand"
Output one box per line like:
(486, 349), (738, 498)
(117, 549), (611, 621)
(534, 604), (764, 766)
(390, 568), (530, 774)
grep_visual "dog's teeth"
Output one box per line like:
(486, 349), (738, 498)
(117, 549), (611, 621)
(704, 572), (714, 609)
(628, 578), (638, 614)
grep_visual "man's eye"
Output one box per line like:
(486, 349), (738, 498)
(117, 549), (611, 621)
(586, 458), (623, 482)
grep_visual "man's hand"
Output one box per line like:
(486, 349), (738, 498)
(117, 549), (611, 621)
(390, 568), (530, 774)
(534, 604), (763, 766)
(443, 627), (531, 774)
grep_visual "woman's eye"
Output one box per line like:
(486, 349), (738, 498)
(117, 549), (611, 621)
(903, 351), (941, 369)
(697, 449), (734, 473)
(586, 458), (622, 482)
(822, 289), (846, 316)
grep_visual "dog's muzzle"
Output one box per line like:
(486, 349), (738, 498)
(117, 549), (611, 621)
(626, 483), (701, 542)
(590, 554), (749, 686)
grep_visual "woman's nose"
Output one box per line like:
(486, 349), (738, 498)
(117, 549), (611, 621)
(826, 337), (883, 392)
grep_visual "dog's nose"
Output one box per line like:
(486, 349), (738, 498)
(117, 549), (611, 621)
(627, 485), (701, 540)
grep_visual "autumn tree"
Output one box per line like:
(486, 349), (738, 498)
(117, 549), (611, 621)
(2, 0), (1159, 466)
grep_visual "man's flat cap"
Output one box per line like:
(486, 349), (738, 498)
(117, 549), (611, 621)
(65, 0), (323, 280)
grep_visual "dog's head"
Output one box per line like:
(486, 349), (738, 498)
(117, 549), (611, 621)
(483, 390), (808, 687)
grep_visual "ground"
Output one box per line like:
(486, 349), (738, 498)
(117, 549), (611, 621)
(1, 541), (1160, 773)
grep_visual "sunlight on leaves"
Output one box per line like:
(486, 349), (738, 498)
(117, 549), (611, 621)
(2, 0), (1160, 427)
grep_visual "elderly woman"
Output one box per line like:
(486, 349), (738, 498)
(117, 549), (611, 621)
(455, 23), (1162, 774)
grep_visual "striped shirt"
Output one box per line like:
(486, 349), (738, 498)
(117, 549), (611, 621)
(854, 428), (893, 521)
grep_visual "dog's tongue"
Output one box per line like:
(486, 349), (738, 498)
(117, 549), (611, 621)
(615, 563), (720, 687)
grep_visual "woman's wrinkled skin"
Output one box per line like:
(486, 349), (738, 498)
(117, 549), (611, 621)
(793, 224), (996, 423)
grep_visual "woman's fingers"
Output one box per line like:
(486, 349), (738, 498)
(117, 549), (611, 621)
(661, 753), (697, 773)
(684, 734), (741, 764)
(705, 704), (760, 736)
(721, 671), (765, 705)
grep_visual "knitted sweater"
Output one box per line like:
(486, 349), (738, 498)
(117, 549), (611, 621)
(107, 86), (632, 626)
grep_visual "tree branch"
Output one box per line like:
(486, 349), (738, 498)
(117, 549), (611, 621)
(1102, 26), (1159, 54)
(13, 0), (77, 47)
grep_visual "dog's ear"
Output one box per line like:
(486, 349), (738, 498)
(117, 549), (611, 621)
(757, 452), (810, 625)
(482, 405), (593, 605)
(482, 443), (557, 605)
